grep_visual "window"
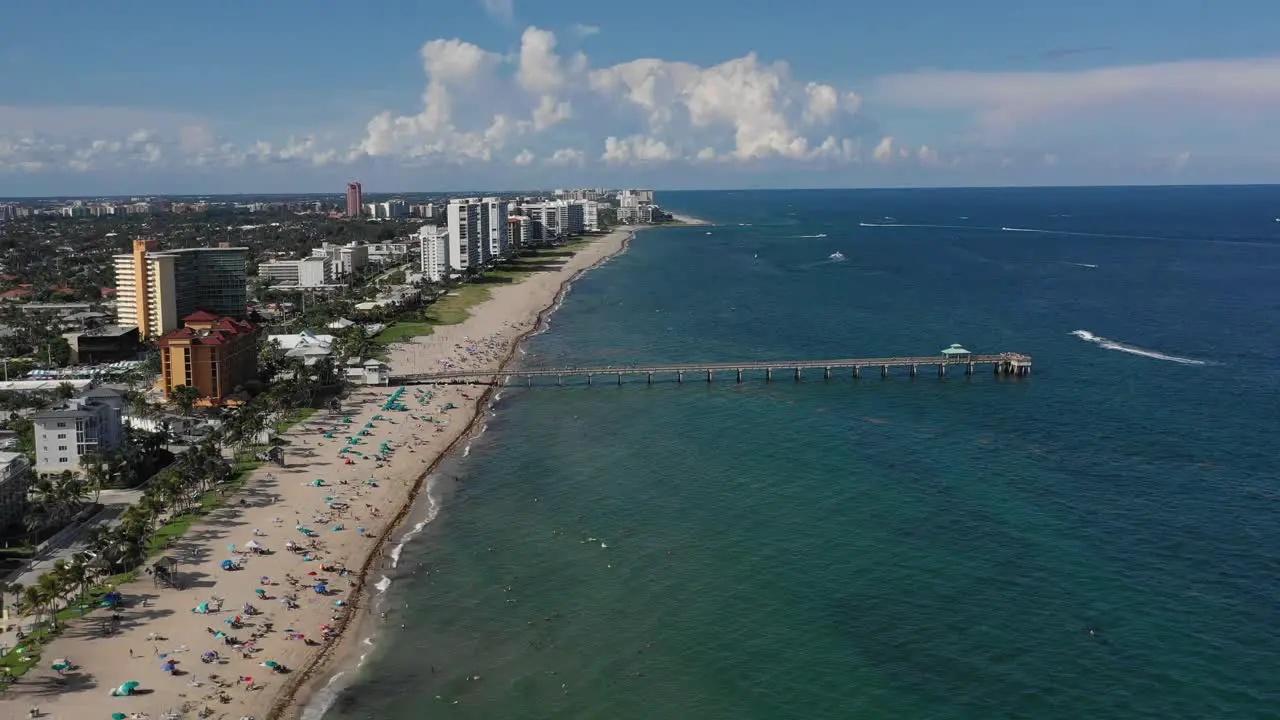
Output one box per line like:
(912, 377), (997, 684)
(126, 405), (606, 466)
(57, 433), (66, 439)
(58, 445), (67, 451)
(57, 422), (67, 428)
(58, 457), (67, 463)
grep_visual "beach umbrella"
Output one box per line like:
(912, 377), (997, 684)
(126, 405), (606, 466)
(161, 660), (176, 672)
(113, 713), (127, 719)
(263, 660), (279, 668)
(220, 560), (235, 570)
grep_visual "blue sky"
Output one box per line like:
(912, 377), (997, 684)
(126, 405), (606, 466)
(3, 0), (1280, 195)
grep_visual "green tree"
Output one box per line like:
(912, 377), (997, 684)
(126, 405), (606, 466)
(170, 384), (200, 415)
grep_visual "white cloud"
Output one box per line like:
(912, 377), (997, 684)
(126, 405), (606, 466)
(512, 149), (535, 166)
(570, 23), (600, 38)
(917, 145), (939, 166)
(802, 82), (839, 125)
(602, 135), (676, 164)
(873, 57), (1280, 142)
(480, 0), (514, 22)
(872, 136), (894, 164)
(1172, 150), (1191, 170)
(517, 27), (565, 95)
(545, 147), (585, 166)
(0, 25), (879, 179)
(530, 95), (572, 130)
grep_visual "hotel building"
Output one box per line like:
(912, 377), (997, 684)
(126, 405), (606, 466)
(156, 311), (259, 404)
(113, 239), (249, 339)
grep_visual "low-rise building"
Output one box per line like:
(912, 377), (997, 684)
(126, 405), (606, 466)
(267, 331), (335, 366)
(156, 311), (259, 404)
(33, 386), (124, 475)
(63, 325), (141, 365)
(259, 256), (333, 288)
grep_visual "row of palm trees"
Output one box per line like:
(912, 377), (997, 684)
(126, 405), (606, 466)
(2, 376), (326, 639)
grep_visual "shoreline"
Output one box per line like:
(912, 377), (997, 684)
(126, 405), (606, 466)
(7, 227), (645, 720)
(277, 228), (642, 718)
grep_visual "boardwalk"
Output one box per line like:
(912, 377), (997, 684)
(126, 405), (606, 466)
(389, 352), (1032, 386)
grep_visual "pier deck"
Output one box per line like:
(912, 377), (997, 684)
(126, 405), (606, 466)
(389, 353), (1032, 386)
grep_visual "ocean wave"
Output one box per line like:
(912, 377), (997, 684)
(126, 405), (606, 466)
(300, 670), (347, 720)
(792, 233), (828, 238)
(389, 484), (442, 569)
(1071, 330), (1207, 365)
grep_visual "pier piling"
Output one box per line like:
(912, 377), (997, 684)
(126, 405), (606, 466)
(647, 371), (652, 385)
(736, 368), (743, 383)
(677, 370), (684, 384)
(910, 365), (917, 378)
(617, 372), (622, 386)
(766, 368), (773, 382)
(707, 369), (714, 383)
(795, 367), (802, 381)
(853, 366), (861, 379)
(587, 373), (592, 386)
(882, 365), (889, 378)
(824, 367), (831, 380)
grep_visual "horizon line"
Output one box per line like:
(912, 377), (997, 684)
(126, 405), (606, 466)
(1, 181), (1278, 202)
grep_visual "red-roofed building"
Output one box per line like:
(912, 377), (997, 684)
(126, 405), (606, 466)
(1, 288), (32, 300)
(156, 311), (259, 404)
(0, 274), (19, 282)
(100, 287), (117, 298)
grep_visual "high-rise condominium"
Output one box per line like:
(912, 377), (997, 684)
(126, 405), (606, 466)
(113, 239), (249, 339)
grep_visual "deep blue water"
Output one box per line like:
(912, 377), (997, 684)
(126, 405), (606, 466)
(325, 186), (1280, 719)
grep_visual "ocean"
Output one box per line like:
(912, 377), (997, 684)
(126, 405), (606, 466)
(319, 186), (1280, 719)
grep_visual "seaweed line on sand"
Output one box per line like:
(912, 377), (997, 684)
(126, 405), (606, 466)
(268, 230), (637, 719)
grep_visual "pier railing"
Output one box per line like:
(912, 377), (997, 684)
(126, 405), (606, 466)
(389, 353), (1031, 386)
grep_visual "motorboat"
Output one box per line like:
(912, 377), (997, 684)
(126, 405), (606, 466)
(828, 251), (846, 261)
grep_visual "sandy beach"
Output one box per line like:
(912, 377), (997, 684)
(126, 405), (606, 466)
(10, 228), (635, 720)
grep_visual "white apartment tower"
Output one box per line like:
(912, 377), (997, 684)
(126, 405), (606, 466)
(418, 225), (451, 282)
(483, 197), (510, 258)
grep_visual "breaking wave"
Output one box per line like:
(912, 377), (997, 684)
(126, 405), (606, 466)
(1071, 330), (1207, 365)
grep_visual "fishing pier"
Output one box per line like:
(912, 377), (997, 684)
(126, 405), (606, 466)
(390, 346), (1032, 387)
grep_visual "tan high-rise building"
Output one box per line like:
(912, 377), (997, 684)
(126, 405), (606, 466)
(113, 239), (248, 339)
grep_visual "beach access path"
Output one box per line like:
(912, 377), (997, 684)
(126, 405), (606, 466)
(9, 228), (635, 720)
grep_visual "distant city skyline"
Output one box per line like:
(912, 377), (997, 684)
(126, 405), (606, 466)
(4, 0), (1280, 195)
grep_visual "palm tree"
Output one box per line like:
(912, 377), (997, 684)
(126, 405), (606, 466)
(170, 384), (200, 416)
(81, 451), (109, 503)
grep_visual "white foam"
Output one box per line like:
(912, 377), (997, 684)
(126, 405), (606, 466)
(1063, 262), (1098, 268)
(1071, 330), (1207, 365)
(792, 233), (828, 238)
(299, 670), (347, 720)
(374, 575), (391, 593)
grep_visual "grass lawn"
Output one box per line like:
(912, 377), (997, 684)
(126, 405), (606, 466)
(373, 242), (598, 346)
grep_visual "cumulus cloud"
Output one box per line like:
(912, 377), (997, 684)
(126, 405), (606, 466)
(480, 0), (515, 22)
(350, 28), (869, 168)
(873, 57), (1280, 142)
(512, 148), (535, 166)
(545, 147), (585, 166)
(602, 135), (676, 164)
(872, 136), (894, 164)
(570, 23), (600, 38)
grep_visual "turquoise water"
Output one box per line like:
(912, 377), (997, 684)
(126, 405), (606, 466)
(325, 187), (1280, 719)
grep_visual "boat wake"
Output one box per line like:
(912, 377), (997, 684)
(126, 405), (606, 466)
(1071, 330), (1207, 365)
(1062, 261), (1098, 268)
(792, 233), (829, 238)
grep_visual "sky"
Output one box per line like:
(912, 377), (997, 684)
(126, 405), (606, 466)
(3, 0), (1280, 196)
